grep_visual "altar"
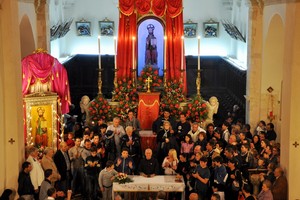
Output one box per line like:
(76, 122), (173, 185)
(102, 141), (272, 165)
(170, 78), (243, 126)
(113, 175), (185, 199)
(137, 92), (160, 130)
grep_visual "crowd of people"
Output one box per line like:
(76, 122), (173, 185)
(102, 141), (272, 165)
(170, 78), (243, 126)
(15, 109), (288, 200)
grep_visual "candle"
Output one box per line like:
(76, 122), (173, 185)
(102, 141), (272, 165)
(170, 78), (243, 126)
(181, 35), (184, 70)
(98, 36), (101, 70)
(164, 35), (167, 70)
(132, 36), (135, 70)
(197, 36), (200, 71)
(114, 37), (117, 70)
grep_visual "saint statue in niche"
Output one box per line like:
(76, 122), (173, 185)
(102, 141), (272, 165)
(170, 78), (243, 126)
(145, 24), (157, 65)
(35, 107), (48, 146)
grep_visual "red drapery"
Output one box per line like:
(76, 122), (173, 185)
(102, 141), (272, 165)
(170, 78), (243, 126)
(22, 52), (71, 114)
(117, 0), (186, 93)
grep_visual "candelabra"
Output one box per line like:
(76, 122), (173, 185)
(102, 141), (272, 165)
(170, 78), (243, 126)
(98, 69), (103, 95)
(196, 69), (201, 96)
(163, 69), (167, 87)
(131, 68), (137, 88)
(180, 69), (185, 85)
(113, 68), (119, 89)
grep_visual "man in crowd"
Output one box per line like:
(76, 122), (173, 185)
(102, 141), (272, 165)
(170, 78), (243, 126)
(26, 146), (44, 200)
(68, 137), (84, 195)
(53, 142), (71, 194)
(107, 117), (126, 156)
(138, 148), (160, 177)
(18, 161), (34, 199)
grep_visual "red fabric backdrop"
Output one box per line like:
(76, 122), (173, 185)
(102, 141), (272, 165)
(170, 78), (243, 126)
(22, 52), (71, 114)
(118, 0), (186, 93)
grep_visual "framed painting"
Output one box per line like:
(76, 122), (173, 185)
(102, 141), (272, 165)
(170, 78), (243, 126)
(184, 22), (197, 38)
(24, 93), (58, 150)
(203, 20), (219, 38)
(99, 20), (114, 36)
(76, 20), (91, 36)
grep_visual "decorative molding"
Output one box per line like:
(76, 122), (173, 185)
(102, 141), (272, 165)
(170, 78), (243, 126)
(264, 0), (300, 6)
(18, 0), (35, 3)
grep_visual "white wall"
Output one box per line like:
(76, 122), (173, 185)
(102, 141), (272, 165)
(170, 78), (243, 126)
(48, 0), (249, 64)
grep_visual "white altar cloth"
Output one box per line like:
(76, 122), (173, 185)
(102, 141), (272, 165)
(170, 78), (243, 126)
(113, 175), (185, 192)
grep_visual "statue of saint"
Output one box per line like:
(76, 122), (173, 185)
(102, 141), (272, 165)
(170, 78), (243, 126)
(205, 96), (219, 125)
(145, 24), (157, 65)
(80, 95), (90, 125)
(35, 107), (48, 146)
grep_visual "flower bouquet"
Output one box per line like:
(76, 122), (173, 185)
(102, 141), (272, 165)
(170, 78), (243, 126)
(114, 173), (133, 184)
(186, 96), (208, 123)
(137, 65), (162, 92)
(160, 79), (185, 119)
(111, 78), (138, 121)
(88, 95), (114, 123)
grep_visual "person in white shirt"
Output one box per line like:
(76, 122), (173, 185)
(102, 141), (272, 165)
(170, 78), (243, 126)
(26, 146), (44, 199)
(106, 117), (125, 156)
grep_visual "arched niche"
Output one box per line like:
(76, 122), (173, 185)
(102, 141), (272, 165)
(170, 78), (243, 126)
(20, 15), (35, 58)
(137, 17), (165, 76)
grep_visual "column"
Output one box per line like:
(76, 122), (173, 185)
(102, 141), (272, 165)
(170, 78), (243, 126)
(246, 1), (263, 132)
(0, 0), (24, 194)
(281, 2), (300, 199)
(34, 0), (49, 50)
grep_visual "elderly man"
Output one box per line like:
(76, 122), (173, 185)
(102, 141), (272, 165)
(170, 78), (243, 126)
(54, 142), (71, 194)
(138, 148), (160, 177)
(41, 147), (61, 185)
(272, 167), (288, 200)
(107, 117), (125, 156)
(26, 146), (44, 200)
(120, 126), (141, 170)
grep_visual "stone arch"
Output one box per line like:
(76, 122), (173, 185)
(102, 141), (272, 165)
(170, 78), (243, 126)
(19, 14), (35, 58)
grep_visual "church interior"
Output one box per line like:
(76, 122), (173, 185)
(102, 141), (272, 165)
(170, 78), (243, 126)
(1, 0), (300, 199)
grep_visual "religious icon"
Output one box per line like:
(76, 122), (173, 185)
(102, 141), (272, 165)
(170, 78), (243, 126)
(35, 107), (48, 146)
(76, 21), (91, 36)
(145, 24), (158, 66)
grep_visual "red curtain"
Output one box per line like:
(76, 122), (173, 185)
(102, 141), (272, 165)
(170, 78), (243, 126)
(22, 52), (71, 114)
(117, 0), (186, 93)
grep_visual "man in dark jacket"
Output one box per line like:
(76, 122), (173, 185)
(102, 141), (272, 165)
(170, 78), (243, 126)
(18, 161), (34, 199)
(53, 142), (71, 194)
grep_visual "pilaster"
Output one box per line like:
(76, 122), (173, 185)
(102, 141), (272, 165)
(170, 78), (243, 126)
(0, 0), (24, 194)
(34, 0), (49, 50)
(246, 1), (264, 131)
(281, 2), (300, 199)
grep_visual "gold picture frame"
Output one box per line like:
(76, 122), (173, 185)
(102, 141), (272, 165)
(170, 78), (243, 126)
(24, 93), (58, 150)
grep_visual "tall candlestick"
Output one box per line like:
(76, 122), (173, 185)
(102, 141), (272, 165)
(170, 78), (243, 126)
(132, 36), (135, 70)
(114, 37), (117, 70)
(197, 36), (200, 71)
(164, 35), (167, 70)
(98, 36), (101, 70)
(181, 36), (184, 70)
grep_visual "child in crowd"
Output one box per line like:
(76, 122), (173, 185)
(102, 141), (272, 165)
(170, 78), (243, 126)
(181, 134), (194, 158)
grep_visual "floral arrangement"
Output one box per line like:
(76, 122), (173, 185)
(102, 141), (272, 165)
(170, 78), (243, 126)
(36, 144), (45, 160)
(114, 173), (133, 184)
(111, 78), (138, 121)
(186, 95), (208, 123)
(88, 95), (114, 123)
(160, 79), (185, 118)
(137, 65), (162, 91)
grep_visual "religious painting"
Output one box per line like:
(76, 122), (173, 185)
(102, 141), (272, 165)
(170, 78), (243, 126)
(184, 22), (197, 38)
(76, 21), (91, 36)
(137, 18), (164, 76)
(24, 93), (58, 150)
(99, 20), (114, 36)
(203, 21), (219, 38)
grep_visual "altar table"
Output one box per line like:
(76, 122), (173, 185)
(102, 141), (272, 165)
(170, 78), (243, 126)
(137, 92), (160, 130)
(113, 175), (185, 199)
